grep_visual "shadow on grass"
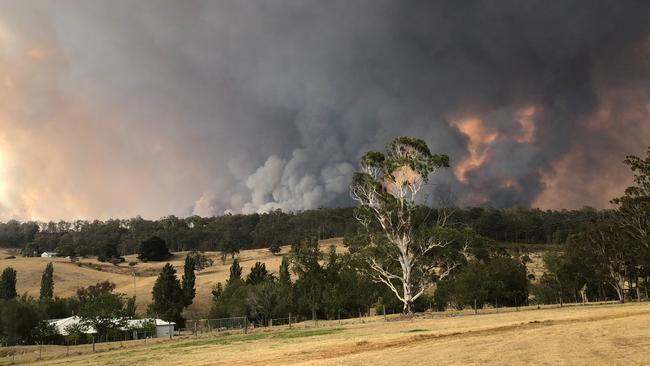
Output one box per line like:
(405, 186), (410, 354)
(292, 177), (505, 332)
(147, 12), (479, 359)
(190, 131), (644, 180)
(401, 328), (429, 333)
(169, 327), (345, 349)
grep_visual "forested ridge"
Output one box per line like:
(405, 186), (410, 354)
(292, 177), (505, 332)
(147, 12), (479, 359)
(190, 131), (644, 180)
(0, 206), (605, 259)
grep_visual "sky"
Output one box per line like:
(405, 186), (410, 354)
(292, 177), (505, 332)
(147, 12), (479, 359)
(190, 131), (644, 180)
(0, 1), (649, 221)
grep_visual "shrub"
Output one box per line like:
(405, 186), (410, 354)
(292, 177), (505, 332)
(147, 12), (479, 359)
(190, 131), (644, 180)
(137, 236), (172, 262)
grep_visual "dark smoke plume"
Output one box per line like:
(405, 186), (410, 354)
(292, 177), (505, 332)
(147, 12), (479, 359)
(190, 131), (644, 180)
(0, 1), (648, 220)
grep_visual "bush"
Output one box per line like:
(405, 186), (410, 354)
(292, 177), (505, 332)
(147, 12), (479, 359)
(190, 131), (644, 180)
(97, 243), (123, 263)
(108, 257), (125, 266)
(137, 236), (172, 262)
(186, 251), (213, 272)
(269, 243), (281, 255)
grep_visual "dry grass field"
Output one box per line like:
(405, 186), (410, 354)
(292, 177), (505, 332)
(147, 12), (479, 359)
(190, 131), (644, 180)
(0, 238), (345, 319)
(0, 238), (546, 319)
(5, 302), (648, 366)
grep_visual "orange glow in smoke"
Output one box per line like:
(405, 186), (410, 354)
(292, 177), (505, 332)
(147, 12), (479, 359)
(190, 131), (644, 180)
(451, 118), (497, 183)
(515, 106), (537, 143)
(26, 46), (53, 61)
(452, 106), (538, 184)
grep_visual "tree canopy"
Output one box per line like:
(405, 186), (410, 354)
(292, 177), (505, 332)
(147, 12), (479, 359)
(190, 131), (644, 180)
(138, 236), (172, 262)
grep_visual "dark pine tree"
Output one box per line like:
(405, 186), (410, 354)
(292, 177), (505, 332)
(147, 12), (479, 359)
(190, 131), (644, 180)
(181, 255), (196, 307)
(148, 263), (185, 326)
(40, 262), (54, 300)
(278, 256), (291, 287)
(227, 258), (242, 285)
(0, 267), (17, 300)
(246, 262), (271, 285)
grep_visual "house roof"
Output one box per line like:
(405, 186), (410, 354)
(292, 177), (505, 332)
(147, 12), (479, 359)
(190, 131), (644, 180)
(48, 316), (96, 335)
(126, 318), (176, 327)
(47, 316), (175, 335)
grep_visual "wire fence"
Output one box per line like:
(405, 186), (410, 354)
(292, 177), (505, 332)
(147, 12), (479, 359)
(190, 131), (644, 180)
(0, 332), (170, 366)
(268, 317), (291, 327)
(204, 317), (247, 332)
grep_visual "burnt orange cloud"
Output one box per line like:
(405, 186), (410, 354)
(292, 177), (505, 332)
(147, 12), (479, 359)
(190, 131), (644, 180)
(450, 117), (498, 183)
(533, 43), (650, 210)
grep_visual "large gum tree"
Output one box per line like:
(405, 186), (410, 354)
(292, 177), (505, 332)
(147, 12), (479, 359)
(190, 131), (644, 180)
(350, 136), (470, 314)
(612, 147), (650, 253)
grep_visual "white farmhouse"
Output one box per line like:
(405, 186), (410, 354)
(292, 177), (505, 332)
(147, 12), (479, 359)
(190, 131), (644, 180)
(47, 316), (175, 339)
(41, 252), (58, 258)
(48, 316), (96, 335)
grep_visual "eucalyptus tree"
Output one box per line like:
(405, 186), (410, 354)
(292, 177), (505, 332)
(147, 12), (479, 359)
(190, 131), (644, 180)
(612, 147), (650, 254)
(568, 218), (633, 302)
(350, 136), (470, 314)
(610, 147), (650, 298)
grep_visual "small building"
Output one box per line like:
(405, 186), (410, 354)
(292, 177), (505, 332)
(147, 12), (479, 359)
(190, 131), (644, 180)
(41, 252), (58, 258)
(48, 316), (96, 335)
(47, 316), (175, 339)
(126, 318), (176, 338)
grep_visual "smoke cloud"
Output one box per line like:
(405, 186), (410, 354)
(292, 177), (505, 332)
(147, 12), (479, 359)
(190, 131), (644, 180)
(0, 1), (648, 220)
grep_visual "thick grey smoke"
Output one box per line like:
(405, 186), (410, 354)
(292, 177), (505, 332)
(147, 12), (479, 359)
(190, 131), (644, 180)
(0, 1), (648, 220)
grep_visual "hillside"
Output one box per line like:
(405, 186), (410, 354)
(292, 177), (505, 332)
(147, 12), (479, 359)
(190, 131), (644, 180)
(0, 238), (547, 319)
(0, 238), (345, 319)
